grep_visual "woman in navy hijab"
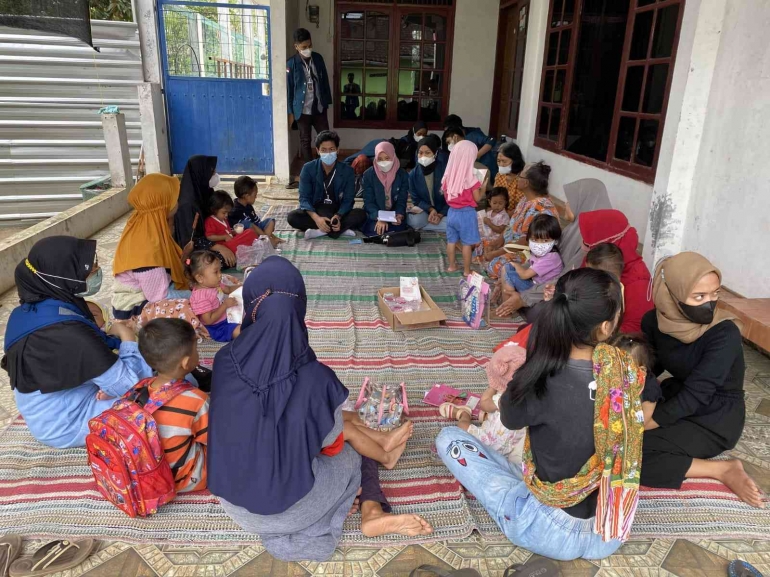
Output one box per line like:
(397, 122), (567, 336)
(207, 257), (431, 561)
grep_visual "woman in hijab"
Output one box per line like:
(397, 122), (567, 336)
(343, 121), (428, 169)
(208, 257), (431, 561)
(493, 142), (526, 213)
(640, 252), (763, 508)
(578, 209), (653, 333)
(173, 155), (235, 267)
(362, 141), (410, 237)
(2, 237), (152, 448)
(112, 174), (192, 319)
(407, 134), (448, 232)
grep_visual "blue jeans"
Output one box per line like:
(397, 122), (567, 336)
(503, 263), (535, 293)
(406, 211), (448, 232)
(436, 427), (621, 561)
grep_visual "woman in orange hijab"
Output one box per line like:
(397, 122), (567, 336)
(112, 174), (193, 320)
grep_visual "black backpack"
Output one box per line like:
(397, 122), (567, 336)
(363, 228), (421, 247)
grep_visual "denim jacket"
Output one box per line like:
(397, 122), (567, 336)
(299, 159), (356, 216)
(286, 52), (332, 118)
(408, 160), (448, 216)
(362, 168), (409, 221)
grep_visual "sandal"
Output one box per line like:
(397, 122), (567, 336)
(439, 402), (472, 421)
(10, 539), (96, 577)
(503, 558), (561, 577)
(0, 535), (21, 577)
(410, 565), (482, 577)
(729, 560), (764, 577)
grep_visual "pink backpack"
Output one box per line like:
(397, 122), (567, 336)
(86, 378), (192, 518)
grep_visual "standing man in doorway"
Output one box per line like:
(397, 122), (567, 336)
(286, 28), (332, 189)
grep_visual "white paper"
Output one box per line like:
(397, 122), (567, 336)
(378, 210), (398, 223)
(226, 286), (244, 324)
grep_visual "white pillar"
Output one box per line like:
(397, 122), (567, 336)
(135, 0), (162, 84)
(271, 1), (291, 183)
(102, 113), (134, 191)
(138, 83), (171, 175)
(643, 0), (728, 267)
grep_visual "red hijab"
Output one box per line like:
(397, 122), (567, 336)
(579, 210), (653, 333)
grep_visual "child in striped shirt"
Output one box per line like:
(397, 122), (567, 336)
(136, 318), (209, 492)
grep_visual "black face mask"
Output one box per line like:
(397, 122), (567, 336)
(678, 300), (717, 325)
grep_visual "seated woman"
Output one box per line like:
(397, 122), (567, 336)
(2, 237), (152, 448)
(112, 174), (193, 320)
(406, 135), (448, 232)
(641, 252), (763, 508)
(485, 162), (557, 279)
(173, 155), (236, 268)
(493, 141), (526, 213)
(437, 268), (646, 560)
(362, 141), (410, 237)
(208, 257), (432, 562)
(344, 121), (428, 170)
(579, 209), (653, 333)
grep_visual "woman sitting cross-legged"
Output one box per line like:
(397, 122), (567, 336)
(362, 141), (410, 237)
(207, 257), (431, 562)
(2, 236), (152, 448)
(641, 252), (763, 508)
(437, 268), (651, 561)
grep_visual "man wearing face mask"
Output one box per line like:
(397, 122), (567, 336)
(2, 236), (153, 448)
(287, 27), (332, 183)
(286, 131), (366, 239)
(443, 114), (498, 181)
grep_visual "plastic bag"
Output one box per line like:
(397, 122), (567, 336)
(235, 237), (275, 271)
(458, 272), (490, 329)
(354, 377), (410, 431)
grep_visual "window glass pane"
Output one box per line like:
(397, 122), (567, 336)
(549, 107), (561, 141)
(539, 107), (551, 137)
(365, 70), (388, 95)
(651, 4), (680, 58)
(364, 96), (387, 121)
(341, 11), (364, 39)
(401, 13), (422, 41)
(551, 0), (563, 28)
(425, 14), (447, 41)
(630, 10), (653, 60)
(553, 69), (565, 103)
(367, 12), (389, 40)
(366, 41), (388, 68)
(397, 97), (419, 121)
(423, 43), (446, 70)
(421, 98), (441, 122)
(547, 32), (559, 66)
(422, 71), (443, 97)
(615, 116), (636, 161)
(543, 70), (554, 103)
(562, 0), (575, 25)
(558, 29), (571, 64)
(341, 40), (364, 67)
(637, 0), (655, 6)
(622, 65), (644, 111)
(341, 70), (363, 120)
(642, 63), (668, 113)
(564, 0), (629, 161)
(635, 119), (659, 166)
(398, 69), (419, 95)
(399, 43), (421, 68)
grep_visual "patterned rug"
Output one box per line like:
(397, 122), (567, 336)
(0, 225), (768, 546)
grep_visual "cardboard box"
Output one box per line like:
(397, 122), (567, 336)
(378, 286), (447, 331)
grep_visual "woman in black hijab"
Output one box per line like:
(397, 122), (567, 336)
(173, 155), (235, 267)
(406, 134), (448, 232)
(2, 236), (152, 448)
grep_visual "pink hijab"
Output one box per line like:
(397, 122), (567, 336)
(373, 141), (398, 208)
(441, 140), (479, 201)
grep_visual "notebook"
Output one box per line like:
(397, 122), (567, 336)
(378, 210), (398, 223)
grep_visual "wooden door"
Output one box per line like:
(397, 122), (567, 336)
(493, 1), (529, 140)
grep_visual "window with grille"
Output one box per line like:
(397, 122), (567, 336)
(535, 0), (684, 183)
(336, 1), (455, 129)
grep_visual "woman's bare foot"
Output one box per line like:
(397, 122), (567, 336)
(717, 460), (765, 508)
(361, 510), (433, 538)
(382, 440), (408, 470)
(348, 488), (363, 516)
(447, 264), (459, 273)
(382, 421), (413, 452)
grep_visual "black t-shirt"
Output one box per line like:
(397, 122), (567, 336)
(500, 359), (598, 519)
(228, 200), (260, 228)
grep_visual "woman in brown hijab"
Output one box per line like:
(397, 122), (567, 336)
(640, 252), (763, 507)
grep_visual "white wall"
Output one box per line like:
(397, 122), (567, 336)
(680, 0), (770, 297)
(292, 0), (499, 150)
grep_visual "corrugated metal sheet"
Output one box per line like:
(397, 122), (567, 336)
(0, 20), (143, 223)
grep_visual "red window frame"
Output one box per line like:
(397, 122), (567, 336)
(335, 1), (456, 130)
(534, 0), (685, 184)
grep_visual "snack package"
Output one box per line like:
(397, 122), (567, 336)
(400, 277), (421, 302)
(226, 286), (244, 324)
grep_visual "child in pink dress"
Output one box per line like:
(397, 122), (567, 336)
(186, 251), (242, 342)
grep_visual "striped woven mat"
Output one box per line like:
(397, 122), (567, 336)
(0, 224), (768, 545)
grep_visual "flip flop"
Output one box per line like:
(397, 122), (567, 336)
(439, 402), (472, 421)
(729, 560), (764, 577)
(285, 181), (299, 189)
(0, 535), (22, 577)
(503, 558), (561, 577)
(409, 565), (482, 577)
(9, 539), (96, 577)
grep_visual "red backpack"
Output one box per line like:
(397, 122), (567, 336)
(86, 379), (193, 518)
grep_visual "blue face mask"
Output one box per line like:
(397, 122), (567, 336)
(320, 152), (337, 166)
(76, 268), (103, 298)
